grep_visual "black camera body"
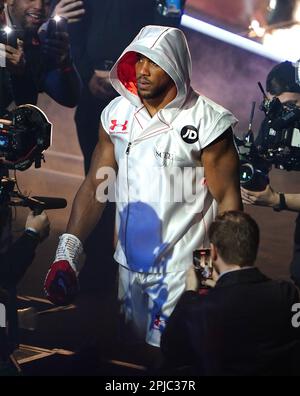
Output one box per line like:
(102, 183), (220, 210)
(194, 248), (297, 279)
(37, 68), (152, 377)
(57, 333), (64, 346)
(0, 105), (52, 171)
(258, 98), (300, 170)
(236, 96), (300, 191)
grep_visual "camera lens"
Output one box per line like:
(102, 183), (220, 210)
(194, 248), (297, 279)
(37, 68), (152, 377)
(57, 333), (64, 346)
(240, 163), (254, 184)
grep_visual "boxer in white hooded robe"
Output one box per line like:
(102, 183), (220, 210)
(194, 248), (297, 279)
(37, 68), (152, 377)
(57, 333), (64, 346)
(44, 26), (243, 348)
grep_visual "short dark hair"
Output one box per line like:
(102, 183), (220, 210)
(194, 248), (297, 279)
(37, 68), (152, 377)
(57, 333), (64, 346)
(208, 211), (260, 267)
(266, 61), (300, 96)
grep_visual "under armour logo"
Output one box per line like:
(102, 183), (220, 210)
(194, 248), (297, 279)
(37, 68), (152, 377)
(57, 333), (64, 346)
(110, 120), (128, 133)
(181, 125), (199, 144)
(153, 315), (162, 329)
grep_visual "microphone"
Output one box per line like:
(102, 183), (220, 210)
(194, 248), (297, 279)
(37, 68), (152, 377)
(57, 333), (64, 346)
(31, 196), (67, 210)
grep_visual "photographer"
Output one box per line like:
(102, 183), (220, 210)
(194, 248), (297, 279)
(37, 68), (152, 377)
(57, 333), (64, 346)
(241, 61), (300, 287)
(0, 0), (81, 117)
(0, 210), (50, 289)
(161, 211), (300, 376)
(0, 209), (50, 374)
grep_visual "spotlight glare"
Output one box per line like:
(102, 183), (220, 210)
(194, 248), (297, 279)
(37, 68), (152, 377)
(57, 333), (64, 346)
(269, 0), (277, 11)
(181, 14), (299, 62)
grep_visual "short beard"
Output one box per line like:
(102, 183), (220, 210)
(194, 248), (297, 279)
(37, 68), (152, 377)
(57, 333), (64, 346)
(138, 82), (173, 100)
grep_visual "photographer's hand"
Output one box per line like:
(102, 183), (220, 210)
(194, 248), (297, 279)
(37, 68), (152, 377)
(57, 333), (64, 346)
(241, 185), (278, 207)
(25, 211), (50, 242)
(43, 31), (72, 68)
(186, 265), (199, 291)
(88, 71), (116, 99)
(0, 40), (25, 75)
(202, 269), (218, 288)
(53, 0), (85, 24)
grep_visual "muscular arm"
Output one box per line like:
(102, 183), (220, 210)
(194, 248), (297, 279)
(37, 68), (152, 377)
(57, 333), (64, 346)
(202, 128), (243, 213)
(66, 124), (117, 242)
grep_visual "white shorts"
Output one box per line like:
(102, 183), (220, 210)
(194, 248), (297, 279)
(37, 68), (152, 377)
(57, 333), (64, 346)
(118, 265), (187, 347)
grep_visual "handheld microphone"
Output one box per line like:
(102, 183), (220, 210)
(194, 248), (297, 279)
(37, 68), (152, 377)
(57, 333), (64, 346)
(31, 196), (67, 210)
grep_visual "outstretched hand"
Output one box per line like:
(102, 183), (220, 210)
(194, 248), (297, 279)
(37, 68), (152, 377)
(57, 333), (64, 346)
(241, 185), (278, 208)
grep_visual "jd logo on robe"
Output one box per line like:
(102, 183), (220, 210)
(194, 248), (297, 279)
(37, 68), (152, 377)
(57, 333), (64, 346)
(181, 125), (198, 144)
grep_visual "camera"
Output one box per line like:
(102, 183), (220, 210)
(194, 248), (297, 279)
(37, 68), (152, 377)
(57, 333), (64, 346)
(235, 85), (300, 191)
(37, 16), (68, 68)
(0, 104), (52, 171)
(0, 105), (67, 213)
(0, 25), (17, 48)
(193, 248), (213, 289)
(38, 15), (68, 43)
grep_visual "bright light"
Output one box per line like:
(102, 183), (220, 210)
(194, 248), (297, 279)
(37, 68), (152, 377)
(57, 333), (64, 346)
(263, 25), (300, 61)
(181, 14), (298, 62)
(269, 0), (277, 11)
(250, 19), (266, 38)
(250, 20), (260, 30)
(3, 26), (12, 35)
(53, 15), (62, 23)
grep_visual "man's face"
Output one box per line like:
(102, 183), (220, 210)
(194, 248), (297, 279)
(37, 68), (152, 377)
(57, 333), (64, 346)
(7, 0), (51, 33)
(135, 54), (176, 100)
(268, 91), (300, 107)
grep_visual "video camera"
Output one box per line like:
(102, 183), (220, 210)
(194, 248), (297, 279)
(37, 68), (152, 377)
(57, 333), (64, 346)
(235, 83), (300, 191)
(0, 104), (52, 171)
(0, 104), (66, 214)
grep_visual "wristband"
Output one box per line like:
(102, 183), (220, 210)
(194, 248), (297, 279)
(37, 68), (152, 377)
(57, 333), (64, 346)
(273, 192), (287, 212)
(24, 228), (40, 241)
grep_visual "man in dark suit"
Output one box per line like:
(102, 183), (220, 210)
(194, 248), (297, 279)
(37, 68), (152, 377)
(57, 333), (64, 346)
(0, 209), (50, 373)
(161, 211), (300, 376)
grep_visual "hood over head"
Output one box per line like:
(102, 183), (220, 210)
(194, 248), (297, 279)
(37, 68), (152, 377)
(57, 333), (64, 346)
(110, 25), (192, 110)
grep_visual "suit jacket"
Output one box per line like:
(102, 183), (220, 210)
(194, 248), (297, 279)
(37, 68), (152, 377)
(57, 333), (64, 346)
(161, 268), (300, 376)
(0, 233), (39, 356)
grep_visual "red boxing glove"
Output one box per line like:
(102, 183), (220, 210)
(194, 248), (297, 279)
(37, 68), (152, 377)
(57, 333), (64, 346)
(44, 260), (79, 305)
(44, 234), (83, 305)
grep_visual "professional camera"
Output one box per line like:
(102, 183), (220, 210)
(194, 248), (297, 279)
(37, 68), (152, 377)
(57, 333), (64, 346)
(0, 104), (52, 171)
(235, 84), (300, 191)
(0, 104), (66, 213)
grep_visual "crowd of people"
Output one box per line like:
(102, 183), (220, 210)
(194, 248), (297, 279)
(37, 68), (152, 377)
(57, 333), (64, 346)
(0, 0), (300, 376)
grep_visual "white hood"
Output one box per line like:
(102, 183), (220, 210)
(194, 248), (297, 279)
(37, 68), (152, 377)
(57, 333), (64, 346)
(110, 25), (192, 111)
